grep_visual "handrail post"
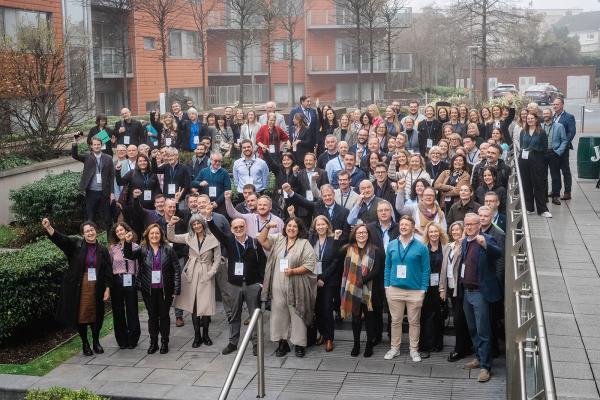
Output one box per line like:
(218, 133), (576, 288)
(257, 310), (265, 398)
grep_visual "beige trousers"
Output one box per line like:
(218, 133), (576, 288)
(386, 286), (425, 353)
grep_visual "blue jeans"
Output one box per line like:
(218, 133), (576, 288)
(463, 289), (492, 371)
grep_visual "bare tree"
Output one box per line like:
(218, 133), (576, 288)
(228, 0), (261, 106)
(360, 0), (385, 103)
(137, 0), (180, 97)
(0, 26), (91, 159)
(278, 0), (304, 106)
(452, 0), (528, 101)
(258, 0), (279, 101)
(381, 0), (407, 90)
(188, 0), (217, 108)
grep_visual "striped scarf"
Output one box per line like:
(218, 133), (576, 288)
(340, 245), (375, 318)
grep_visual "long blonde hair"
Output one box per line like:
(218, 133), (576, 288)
(423, 222), (449, 246)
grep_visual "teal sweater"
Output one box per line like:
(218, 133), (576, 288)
(384, 238), (430, 290)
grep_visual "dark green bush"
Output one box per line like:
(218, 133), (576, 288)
(9, 171), (84, 235)
(0, 154), (33, 171)
(0, 225), (19, 248)
(25, 387), (109, 400)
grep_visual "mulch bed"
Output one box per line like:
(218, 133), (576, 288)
(0, 320), (76, 364)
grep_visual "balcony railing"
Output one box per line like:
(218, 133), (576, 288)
(208, 84), (269, 106)
(93, 47), (133, 78)
(306, 7), (412, 29)
(207, 56), (267, 76)
(307, 53), (412, 74)
(207, 10), (264, 30)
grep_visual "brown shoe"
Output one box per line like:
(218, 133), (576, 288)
(464, 358), (480, 369)
(478, 368), (491, 382)
(175, 317), (184, 327)
(243, 319), (250, 326)
(325, 340), (334, 352)
(560, 193), (571, 200)
(552, 197), (561, 205)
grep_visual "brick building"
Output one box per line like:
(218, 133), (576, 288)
(0, 0), (413, 116)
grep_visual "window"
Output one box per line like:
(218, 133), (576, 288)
(274, 83), (304, 105)
(273, 40), (303, 61)
(146, 101), (159, 113)
(275, 0), (303, 16)
(0, 7), (51, 45)
(171, 87), (204, 108)
(226, 41), (261, 73)
(168, 30), (200, 59)
(587, 33), (595, 40)
(143, 37), (155, 50)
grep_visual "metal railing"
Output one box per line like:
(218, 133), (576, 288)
(218, 307), (265, 400)
(505, 147), (556, 399)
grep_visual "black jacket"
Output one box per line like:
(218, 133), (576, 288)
(483, 224), (505, 289)
(446, 199), (482, 229)
(367, 220), (399, 288)
(115, 169), (162, 209)
(124, 241), (181, 297)
(71, 144), (115, 196)
(471, 159), (511, 191)
(207, 219), (266, 286)
(114, 119), (145, 146)
(484, 107), (515, 143)
(87, 126), (114, 156)
(48, 231), (113, 327)
(308, 235), (342, 287)
(417, 119), (442, 154)
(285, 193), (350, 241)
(187, 156), (210, 180)
(372, 179), (396, 208)
(295, 168), (329, 218)
(426, 160), (450, 183)
(151, 160), (191, 199)
(180, 120), (208, 152)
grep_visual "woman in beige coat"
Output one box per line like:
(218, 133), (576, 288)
(434, 154), (470, 212)
(167, 214), (221, 348)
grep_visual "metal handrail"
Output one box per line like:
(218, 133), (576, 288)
(505, 145), (556, 399)
(218, 307), (265, 400)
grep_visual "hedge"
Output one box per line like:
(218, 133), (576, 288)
(9, 171), (85, 235)
(26, 387), (109, 400)
(0, 233), (107, 341)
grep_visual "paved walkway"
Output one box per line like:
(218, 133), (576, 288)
(530, 153), (600, 400)
(0, 306), (506, 399)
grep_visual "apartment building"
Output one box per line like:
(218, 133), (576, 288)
(0, 0), (412, 116)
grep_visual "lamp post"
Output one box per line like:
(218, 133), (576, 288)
(468, 45), (479, 104)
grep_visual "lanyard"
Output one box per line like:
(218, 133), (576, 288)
(245, 160), (254, 176)
(397, 239), (414, 264)
(169, 164), (178, 184)
(425, 120), (434, 138)
(119, 245), (130, 274)
(341, 190), (351, 208)
(142, 172), (149, 187)
(337, 156), (343, 169)
(257, 216), (271, 232)
(235, 238), (246, 262)
(284, 238), (297, 258)
(468, 151), (477, 164)
(430, 163), (440, 180)
(317, 239), (327, 261)
(95, 157), (102, 174)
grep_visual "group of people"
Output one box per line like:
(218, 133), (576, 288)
(44, 93), (576, 384)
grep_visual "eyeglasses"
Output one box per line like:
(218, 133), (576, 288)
(212, 159), (223, 163)
(356, 231), (368, 236)
(232, 226), (245, 230)
(464, 222), (479, 227)
(375, 170), (386, 174)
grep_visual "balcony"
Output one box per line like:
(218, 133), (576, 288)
(307, 53), (412, 74)
(306, 7), (412, 29)
(207, 56), (268, 76)
(93, 47), (133, 78)
(207, 10), (264, 30)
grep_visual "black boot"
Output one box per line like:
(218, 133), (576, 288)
(351, 342), (360, 357)
(147, 337), (159, 354)
(275, 340), (290, 357)
(192, 316), (202, 348)
(364, 341), (374, 358)
(160, 337), (169, 354)
(91, 324), (104, 354)
(202, 317), (212, 346)
(78, 324), (93, 356)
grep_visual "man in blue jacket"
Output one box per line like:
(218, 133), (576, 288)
(383, 215), (430, 363)
(288, 95), (318, 141)
(552, 97), (576, 200)
(460, 213), (502, 383)
(542, 108), (569, 205)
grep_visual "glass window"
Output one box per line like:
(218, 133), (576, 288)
(168, 30), (199, 59)
(273, 40), (303, 61)
(144, 37), (155, 50)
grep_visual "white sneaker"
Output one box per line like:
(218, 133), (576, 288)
(526, 210), (535, 215)
(384, 348), (400, 360)
(541, 211), (552, 218)
(410, 351), (422, 362)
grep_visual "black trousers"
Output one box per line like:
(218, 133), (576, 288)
(315, 285), (336, 341)
(85, 190), (111, 230)
(545, 151), (562, 196)
(352, 304), (376, 344)
(450, 295), (472, 355)
(559, 148), (572, 193)
(419, 286), (444, 351)
(519, 153), (548, 214)
(111, 276), (141, 347)
(143, 288), (172, 342)
(490, 299), (505, 355)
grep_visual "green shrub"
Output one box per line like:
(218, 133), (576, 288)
(0, 225), (19, 248)
(0, 233), (107, 341)
(0, 154), (33, 171)
(9, 171), (84, 235)
(25, 387), (109, 400)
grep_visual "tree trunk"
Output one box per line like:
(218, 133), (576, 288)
(355, 20), (362, 108)
(387, 25), (392, 90)
(481, 1), (488, 101)
(369, 24), (374, 103)
(266, 33), (273, 101)
(290, 31), (295, 105)
(160, 28), (169, 100)
(239, 40), (245, 106)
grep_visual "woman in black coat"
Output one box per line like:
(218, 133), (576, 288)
(310, 216), (343, 352)
(115, 154), (162, 210)
(124, 223), (181, 355)
(262, 150), (301, 218)
(290, 113), (313, 169)
(87, 114), (114, 156)
(42, 218), (112, 356)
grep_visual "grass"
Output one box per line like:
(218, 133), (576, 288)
(0, 225), (19, 248)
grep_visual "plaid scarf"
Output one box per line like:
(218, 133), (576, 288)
(340, 245), (375, 318)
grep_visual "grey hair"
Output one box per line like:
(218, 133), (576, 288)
(188, 214), (211, 237)
(187, 107), (199, 117)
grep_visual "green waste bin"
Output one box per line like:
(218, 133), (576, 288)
(577, 136), (600, 179)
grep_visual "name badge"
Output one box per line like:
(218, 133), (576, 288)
(123, 273), (133, 287)
(426, 138), (433, 148)
(101, 143), (106, 150)
(96, 173), (102, 184)
(521, 149), (529, 160)
(444, 196), (452, 203)
(152, 270), (161, 284)
(460, 263), (466, 279)
(237, 138), (242, 144)
(447, 266), (454, 279)
(124, 136), (130, 145)
(209, 186), (217, 197)
(194, 136), (200, 145)
(396, 264), (407, 279)
(168, 184), (176, 195)
(430, 273), (440, 286)
(88, 267), (97, 281)
(306, 191), (314, 201)
(244, 176), (254, 185)
(165, 138), (172, 146)
(316, 261), (322, 275)
(279, 259), (289, 272)
(234, 262), (244, 276)
(269, 144), (276, 153)
(144, 190), (152, 201)
(283, 191), (288, 199)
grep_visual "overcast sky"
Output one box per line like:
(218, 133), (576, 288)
(412, 0), (600, 11)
